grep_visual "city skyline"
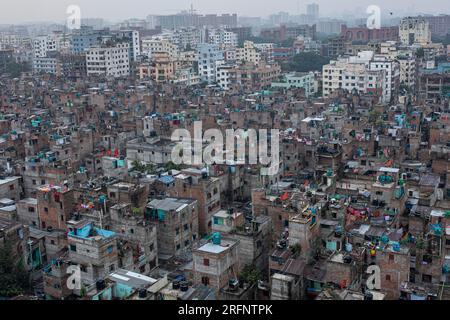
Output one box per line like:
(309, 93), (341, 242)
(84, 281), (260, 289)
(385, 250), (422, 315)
(0, 0), (449, 25)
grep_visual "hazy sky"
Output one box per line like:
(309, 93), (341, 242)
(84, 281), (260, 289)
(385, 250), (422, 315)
(1, 0), (449, 24)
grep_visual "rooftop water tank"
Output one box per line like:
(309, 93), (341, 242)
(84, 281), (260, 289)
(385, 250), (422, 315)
(180, 281), (189, 292)
(364, 292), (374, 301)
(172, 280), (180, 290)
(212, 232), (221, 245)
(392, 242), (401, 252)
(96, 279), (106, 291)
(138, 289), (147, 299)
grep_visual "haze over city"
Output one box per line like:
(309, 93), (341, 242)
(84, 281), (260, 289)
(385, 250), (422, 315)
(0, 0), (449, 24)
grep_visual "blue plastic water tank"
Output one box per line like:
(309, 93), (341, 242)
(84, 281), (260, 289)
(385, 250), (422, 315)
(392, 242), (401, 252)
(212, 232), (221, 245)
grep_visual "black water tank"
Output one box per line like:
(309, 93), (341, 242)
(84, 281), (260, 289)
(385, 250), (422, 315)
(180, 281), (189, 292)
(364, 292), (373, 301)
(172, 280), (180, 290)
(138, 289), (147, 299)
(96, 279), (106, 291)
(239, 279), (245, 289)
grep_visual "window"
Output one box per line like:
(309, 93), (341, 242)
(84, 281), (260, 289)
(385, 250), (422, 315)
(201, 276), (209, 286)
(107, 245), (114, 254)
(203, 258), (210, 266)
(9, 184), (14, 190)
(70, 244), (76, 252)
(386, 274), (391, 281)
(422, 274), (432, 283)
(213, 217), (224, 226)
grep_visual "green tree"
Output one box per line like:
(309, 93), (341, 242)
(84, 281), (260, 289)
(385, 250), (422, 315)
(279, 38), (295, 47)
(131, 160), (146, 173)
(369, 110), (382, 124)
(240, 264), (262, 285)
(3, 61), (31, 78)
(132, 160), (157, 174)
(145, 163), (156, 174)
(164, 161), (181, 171)
(281, 52), (330, 73)
(0, 241), (29, 297)
(290, 244), (302, 257)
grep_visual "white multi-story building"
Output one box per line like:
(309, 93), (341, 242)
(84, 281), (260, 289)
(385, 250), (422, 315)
(369, 55), (400, 103)
(113, 30), (140, 61)
(208, 29), (238, 47)
(215, 61), (234, 90)
(254, 43), (275, 62)
(172, 28), (206, 50)
(141, 39), (179, 59)
(235, 41), (261, 64)
(178, 50), (197, 63)
(294, 36), (321, 54)
(86, 43), (130, 78)
(0, 34), (30, 47)
(271, 72), (316, 97)
(171, 68), (201, 86)
(322, 53), (386, 101)
(33, 35), (57, 58)
(380, 41), (399, 60)
(33, 57), (59, 75)
(223, 48), (237, 61)
(399, 17), (431, 46)
(197, 43), (224, 84)
(398, 55), (416, 89)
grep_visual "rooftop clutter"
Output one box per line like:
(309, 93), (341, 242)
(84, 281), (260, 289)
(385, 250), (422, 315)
(0, 11), (449, 302)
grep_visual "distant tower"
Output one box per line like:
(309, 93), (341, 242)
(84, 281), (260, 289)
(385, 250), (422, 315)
(306, 3), (319, 20)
